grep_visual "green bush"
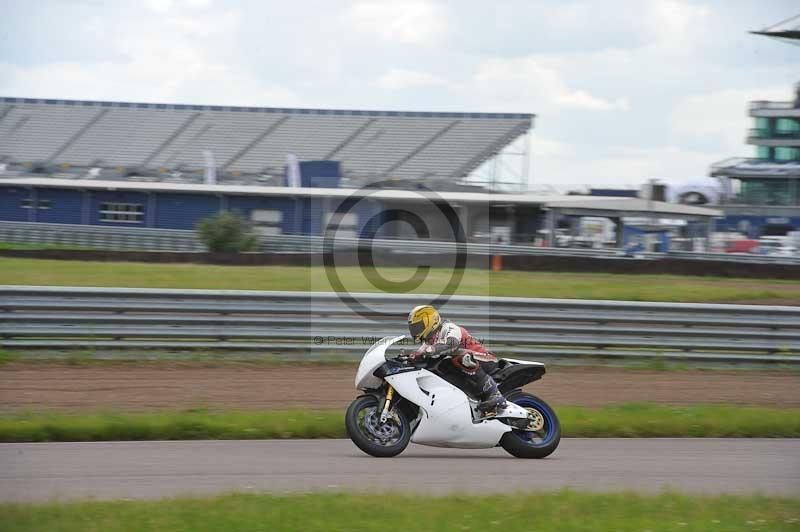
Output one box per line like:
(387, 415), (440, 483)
(196, 211), (259, 253)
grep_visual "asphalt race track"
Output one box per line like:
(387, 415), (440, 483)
(1, 439), (798, 502)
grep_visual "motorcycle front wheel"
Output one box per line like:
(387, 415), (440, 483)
(345, 395), (411, 457)
(499, 391), (561, 458)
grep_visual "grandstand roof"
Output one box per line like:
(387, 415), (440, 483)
(0, 176), (557, 205)
(0, 97), (533, 186)
(0, 177), (722, 218)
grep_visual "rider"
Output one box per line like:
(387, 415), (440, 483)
(407, 305), (507, 415)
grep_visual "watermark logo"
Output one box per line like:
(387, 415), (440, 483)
(322, 180), (468, 319)
(312, 335), (485, 346)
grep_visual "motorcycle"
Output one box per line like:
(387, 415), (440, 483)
(345, 335), (561, 458)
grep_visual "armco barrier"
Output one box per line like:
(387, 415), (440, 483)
(1, 286), (799, 364)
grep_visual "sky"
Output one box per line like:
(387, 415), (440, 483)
(0, 0), (797, 191)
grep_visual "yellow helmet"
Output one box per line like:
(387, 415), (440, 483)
(407, 305), (441, 342)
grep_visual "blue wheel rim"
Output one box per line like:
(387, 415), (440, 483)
(510, 396), (556, 445)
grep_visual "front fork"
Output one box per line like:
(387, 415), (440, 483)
(379, 385), (395, 423)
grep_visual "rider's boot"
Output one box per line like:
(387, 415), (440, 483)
(477, 376), (507, 416)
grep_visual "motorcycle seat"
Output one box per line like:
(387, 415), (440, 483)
(490, 362), (546, 393)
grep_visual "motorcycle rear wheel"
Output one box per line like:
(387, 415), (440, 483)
(499, 391), (561, 458)
(345, 395), (411, 458)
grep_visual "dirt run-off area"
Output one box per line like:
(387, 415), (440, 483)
(1, 362), (798, 413)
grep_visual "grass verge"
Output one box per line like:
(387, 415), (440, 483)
(2, 404), (799, 442)
(2, 491), (799, 532)
(2, 257), (800, 303)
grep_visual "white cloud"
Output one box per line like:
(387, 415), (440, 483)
(144, 0), (212, 13)
(670, 86), (789, 152)
(341, 0), (448, 45)
(529, 135), (570, 158)
(375, 68), (445, 90)
(643, 0), (711, 52)
(0, 7), (300, 107)
(0, 59), (299, 107)
(469, 56), (629, 112)
(530, 143), (731, 191)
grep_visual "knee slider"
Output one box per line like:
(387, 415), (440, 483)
(461, 353), (478, 369)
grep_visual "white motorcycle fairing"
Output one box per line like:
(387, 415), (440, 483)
(354, 335), (405, 390)
(354, 335), (532, 449)
(386, 369), (512, 448)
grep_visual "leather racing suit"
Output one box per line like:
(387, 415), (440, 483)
(411, 320), (507, 413)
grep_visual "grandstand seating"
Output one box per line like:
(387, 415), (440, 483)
(0, 98), (532, 188)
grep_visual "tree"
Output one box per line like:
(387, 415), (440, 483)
(196, 211), (259, 253)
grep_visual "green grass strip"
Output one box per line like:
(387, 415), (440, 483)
(1, 491), (799, 532)
(2, 257), (800, 303)
(2, 404), (799, 442)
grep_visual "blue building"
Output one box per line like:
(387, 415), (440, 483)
(0, 176), (552, 242)
(0, 176), (724, 252)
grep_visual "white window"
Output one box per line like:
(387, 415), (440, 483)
(20, 199), (51, 209)
(251, 209), (283, 235)
(100, 203), (144, 223)
(325, 212), (358, 239)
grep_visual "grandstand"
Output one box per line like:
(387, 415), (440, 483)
(0, 97), (533, 191)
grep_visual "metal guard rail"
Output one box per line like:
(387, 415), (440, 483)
(2, 286), (799, 364)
